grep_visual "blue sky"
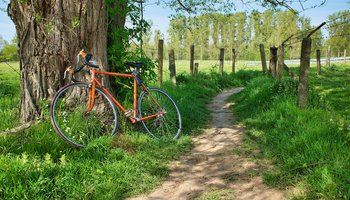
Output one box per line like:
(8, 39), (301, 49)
(144, 0), (350, 40)
(0, 2), (16, 42)
(0, 0), (349, 42)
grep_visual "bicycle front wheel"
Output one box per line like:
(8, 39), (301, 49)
(138, 88), (182, 139)
(50, 82), (118, 148)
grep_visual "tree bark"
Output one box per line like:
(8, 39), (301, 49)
(8, 0), (110, 122)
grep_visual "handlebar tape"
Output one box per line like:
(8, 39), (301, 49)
(84, 54), (100, 68)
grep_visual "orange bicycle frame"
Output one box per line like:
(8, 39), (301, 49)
(86, 69), (164, 124)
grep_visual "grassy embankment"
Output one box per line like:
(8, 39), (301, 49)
(231, 63), (350, 199)
(0, 61), (258, 199)
(0, 62), (20, 131)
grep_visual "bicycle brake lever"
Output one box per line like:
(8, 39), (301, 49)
(76, 49), (86, 64)
(63, 66), (73, 79)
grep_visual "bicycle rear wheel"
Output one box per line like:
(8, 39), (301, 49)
(138, 88), (182, 139)
(50, 82), (118, 147)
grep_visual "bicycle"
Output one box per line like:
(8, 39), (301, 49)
(50, 50), (182, 148)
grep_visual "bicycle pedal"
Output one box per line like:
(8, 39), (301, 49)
(124, 109), (134, 117)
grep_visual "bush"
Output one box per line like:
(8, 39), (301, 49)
(0, 44), (18, 62)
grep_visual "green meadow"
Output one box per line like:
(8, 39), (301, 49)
(0, 61), (247, 199)
(1, 60), (350, 199)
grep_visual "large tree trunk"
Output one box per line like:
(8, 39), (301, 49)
(8, 0), (109, 122)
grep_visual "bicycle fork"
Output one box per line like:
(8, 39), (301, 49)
(86, 82), (96, 113)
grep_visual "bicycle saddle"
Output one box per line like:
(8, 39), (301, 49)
(124, 62), (145, 68)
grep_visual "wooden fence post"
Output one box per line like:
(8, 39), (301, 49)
(326, 46), (331, 67)
(219, 48), (224, 76)
(277, 45), (284, 80)
(190, 44), (195, 76)
(169, 49), (176, 86)
(194, 63), (199, 78)
(232, 49), (236, 74)
(316, 49), (321, 75)
(297, 22), (326, 108)
(259, 44), (267, 73)
(325, 48), (328, 66)
(269, 46), (277, 78)
(157, 39), (163, 87)
(345, 49), (347, 63)
(298, 38), (312, 109)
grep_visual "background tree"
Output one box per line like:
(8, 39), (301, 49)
(227, 14), (236, 57)
(165, 10), (319, 61)
(211, 14), (220, 58)
(141, 27), (152, 57)
(0, 35), (5, 50)
(164, 0), (327, 16)
(0, 36), (18, 62)
(168, 16), (186, 59)
(326, 10), (350, 57)
(235, 12), (248, 59)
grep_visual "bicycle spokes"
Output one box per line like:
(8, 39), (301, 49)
(51, 83), (118, 147)
(138, 88), (181, 139)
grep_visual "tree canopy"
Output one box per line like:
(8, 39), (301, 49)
(326, 10), (350, 52)
(0, 36), (18, 62)
(161, 0), (327, 15)
(140, 10), (326, 61)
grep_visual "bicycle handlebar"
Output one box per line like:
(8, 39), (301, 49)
(83, 53), (100, 69)
(64, 50), (101, 82)
(66, 50), (144, 83)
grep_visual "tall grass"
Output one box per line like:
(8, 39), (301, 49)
(0, 62), (252, 199)
(308, 63), (350, 117)
(0, 62), (20, 132)
(231, 66), (350, 199)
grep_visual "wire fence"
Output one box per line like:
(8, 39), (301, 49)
(236, 56), (350, 67)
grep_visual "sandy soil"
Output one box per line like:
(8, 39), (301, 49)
(128, 88), (288, 200)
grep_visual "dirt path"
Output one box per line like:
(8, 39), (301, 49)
(128, 88), (288, 200)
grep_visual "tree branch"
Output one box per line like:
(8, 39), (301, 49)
(282, 34), (295, 45)
(299, 0), (305, 10)
(265, 0), (297, 14)
(176, 0), (193, 13)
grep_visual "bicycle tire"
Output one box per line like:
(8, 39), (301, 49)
(138, 88), (182, 139)
(50, 82), (118, 148)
